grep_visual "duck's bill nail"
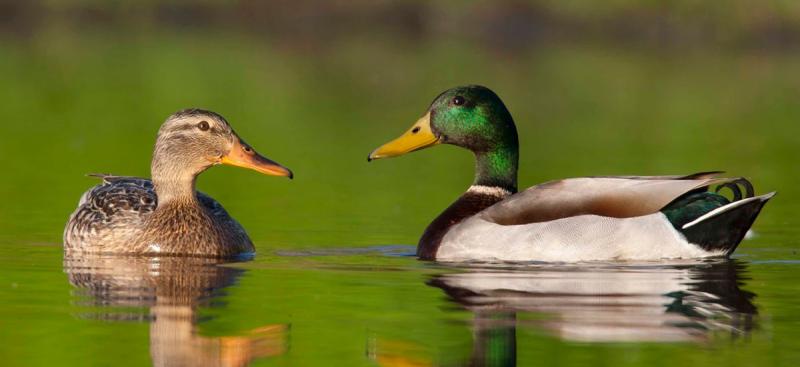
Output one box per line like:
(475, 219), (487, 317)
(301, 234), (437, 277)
(368, 112), (439, 161)
(221, 140), (293, 179)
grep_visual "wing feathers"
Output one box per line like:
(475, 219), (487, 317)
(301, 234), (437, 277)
(592, 171), (724, 180)
(480, 175), (731, 225)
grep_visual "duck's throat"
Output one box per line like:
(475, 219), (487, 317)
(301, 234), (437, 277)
(150, 145), (207, 204)
(474, 147), (518, 193)
(152, 176), (198, 204)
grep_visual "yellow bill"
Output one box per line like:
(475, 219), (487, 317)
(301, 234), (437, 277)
(368, 112), (440, 161)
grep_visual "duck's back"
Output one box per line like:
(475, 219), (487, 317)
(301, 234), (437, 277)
(64, 175), (251, 256)
(64, 176), (157, 253)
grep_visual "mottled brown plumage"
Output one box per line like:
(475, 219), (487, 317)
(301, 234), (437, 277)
(64, 109), (292, 258)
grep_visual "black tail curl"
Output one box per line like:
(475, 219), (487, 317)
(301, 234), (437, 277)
(715, 178), (754, 202)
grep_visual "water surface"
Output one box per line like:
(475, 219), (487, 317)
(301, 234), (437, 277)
(2, 23), (800, 367)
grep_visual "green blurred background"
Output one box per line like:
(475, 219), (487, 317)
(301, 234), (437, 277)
(1, 1), (799, 366)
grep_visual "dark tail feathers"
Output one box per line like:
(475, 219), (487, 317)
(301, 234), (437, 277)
(679, 193), (775, 255)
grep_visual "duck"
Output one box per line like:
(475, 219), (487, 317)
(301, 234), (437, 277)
(64, 108), (292, 258)
(367, 85), (774, 262)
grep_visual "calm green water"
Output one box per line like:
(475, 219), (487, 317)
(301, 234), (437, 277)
(1, 30), (800, 366)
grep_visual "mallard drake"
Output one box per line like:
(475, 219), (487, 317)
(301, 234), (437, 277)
(64, 109), (292, 257)
(368, 85), (774, 262)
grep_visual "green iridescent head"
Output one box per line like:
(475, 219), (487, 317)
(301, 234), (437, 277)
(369, 85), (519, 191)
(427, 85), (517, 152)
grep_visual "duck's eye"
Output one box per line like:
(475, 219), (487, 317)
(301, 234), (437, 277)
(197, 121), (210, 131)
(453, 96), (465, 106)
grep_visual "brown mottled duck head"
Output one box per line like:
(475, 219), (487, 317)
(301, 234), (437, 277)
(151, 109), (293, 184)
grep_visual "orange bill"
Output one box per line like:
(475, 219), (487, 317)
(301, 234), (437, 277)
(220, 139), (293, 178)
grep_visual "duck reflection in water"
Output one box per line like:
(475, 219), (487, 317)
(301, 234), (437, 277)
(64, 254), (288, 367)
(423, 260), (756, 366)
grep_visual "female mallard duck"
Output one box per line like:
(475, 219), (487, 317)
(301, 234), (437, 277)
(368, 85), (774, 262)
(64, 109), (292, 258)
